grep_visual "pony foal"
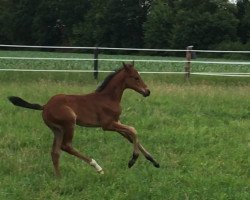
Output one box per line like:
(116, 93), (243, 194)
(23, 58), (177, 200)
(8, 62), (160, 176)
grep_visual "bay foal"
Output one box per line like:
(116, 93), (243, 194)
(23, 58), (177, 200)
(8, 62), (159, 176)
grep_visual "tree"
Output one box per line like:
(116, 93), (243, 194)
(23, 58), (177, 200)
(9, 0), (40, 44)
(0, 0), (247, 50)
(143, 0), (174, 48)
(73, 0), (148, 47)
(72, 0), (108, 46)
(236, 0), (250, 43)
(0, 0), (38, 44)
(170, 0), (238, 49)
(0, 0), (14, 43)
(32, 0), (90, 45)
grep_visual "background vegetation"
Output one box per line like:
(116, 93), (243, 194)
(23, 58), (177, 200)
(0, 0), (250, 52)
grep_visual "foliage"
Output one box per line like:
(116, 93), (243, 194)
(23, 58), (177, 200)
(72, 0), (147, 48)
(236, 0), (250, 43)
(143, 0), (174, 48)
(0, 0), (249, 50)
(171, 0), (238, 49)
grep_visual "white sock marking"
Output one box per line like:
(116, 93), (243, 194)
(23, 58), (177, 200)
(90, 159), (104, 174)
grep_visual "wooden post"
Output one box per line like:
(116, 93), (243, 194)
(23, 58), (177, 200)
(184, 45), (193, 80)
(93, 47), (99, 79)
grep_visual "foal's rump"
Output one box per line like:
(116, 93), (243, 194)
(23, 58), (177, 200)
(42, 94), (77, 125)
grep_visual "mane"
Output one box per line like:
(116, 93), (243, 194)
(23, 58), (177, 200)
(95, 67), (124, 92)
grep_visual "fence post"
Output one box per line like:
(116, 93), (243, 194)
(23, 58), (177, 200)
(93, 47), (99, 79)
(184, 45), (193, 80)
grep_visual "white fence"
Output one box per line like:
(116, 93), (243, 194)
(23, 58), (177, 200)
(0, 44), (250, 77)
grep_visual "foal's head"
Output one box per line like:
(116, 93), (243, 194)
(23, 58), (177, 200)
(122, 62), (150, 97)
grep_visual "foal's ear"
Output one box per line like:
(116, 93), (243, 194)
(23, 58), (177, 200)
(123, 62), (130, 71)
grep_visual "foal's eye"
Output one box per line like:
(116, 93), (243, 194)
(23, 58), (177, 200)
(130, 76), (139, 81)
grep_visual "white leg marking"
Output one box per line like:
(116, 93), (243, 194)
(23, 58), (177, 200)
(90, 159), (104, 174)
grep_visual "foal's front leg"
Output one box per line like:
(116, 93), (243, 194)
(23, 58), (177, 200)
(104, 121), (140, 168)
(118, 128), (160, 168)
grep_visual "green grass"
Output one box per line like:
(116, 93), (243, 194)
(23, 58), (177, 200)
(0, 51), (249, 199)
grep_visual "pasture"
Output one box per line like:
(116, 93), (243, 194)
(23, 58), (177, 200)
(0, 51), (249, 200)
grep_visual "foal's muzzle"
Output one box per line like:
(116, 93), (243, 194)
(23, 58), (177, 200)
(142, 89), (150, 97)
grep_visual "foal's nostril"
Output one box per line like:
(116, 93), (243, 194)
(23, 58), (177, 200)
(143, 89), (150, 97)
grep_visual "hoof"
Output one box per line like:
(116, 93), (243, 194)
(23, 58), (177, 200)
(128, 153), (139, 168)
(128, 160), (135, 168)
(98, 170), (104, 175)
(154, 163), (160, 168)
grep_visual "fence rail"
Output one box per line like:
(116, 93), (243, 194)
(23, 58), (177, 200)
(0, 56), (249, 65)
(1, 68), (250, 77)
(0, 44), (249, 78)
(1, 44), (250, 53)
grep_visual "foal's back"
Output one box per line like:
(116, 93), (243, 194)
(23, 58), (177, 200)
(42, 92), (117, 129)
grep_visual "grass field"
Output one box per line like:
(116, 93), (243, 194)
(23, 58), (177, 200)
(0, 51), (249, 200)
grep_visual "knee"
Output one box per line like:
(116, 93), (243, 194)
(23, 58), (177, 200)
(128, 127), (137, 135)
(61, 144), (71, 152)
(51, 151), (60, 159)
(126, 127), (138, 141)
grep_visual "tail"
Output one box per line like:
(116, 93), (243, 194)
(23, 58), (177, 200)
(8, 96), (43, 110)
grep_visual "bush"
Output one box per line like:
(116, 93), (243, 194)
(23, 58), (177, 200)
(211, 41), (250, 60)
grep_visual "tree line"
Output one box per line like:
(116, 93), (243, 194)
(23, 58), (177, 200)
(0, 0), (249, 51)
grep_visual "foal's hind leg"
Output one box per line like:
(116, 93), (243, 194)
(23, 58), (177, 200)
(61, 124), (104, 174)
(51, 128), (64, 177)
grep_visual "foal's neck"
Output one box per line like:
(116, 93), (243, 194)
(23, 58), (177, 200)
(99, 72), (126, 102)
